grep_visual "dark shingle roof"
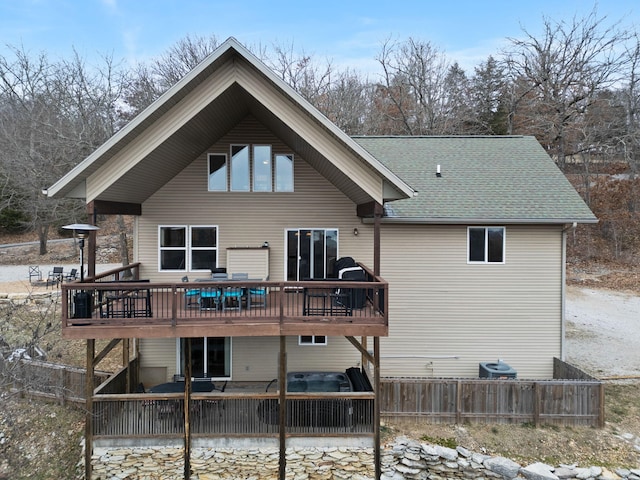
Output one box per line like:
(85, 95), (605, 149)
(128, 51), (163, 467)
(352, 135), (597, 223)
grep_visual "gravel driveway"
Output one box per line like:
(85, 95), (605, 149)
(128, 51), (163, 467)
(565, 285), (640, 379)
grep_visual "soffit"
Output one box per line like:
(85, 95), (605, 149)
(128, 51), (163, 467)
(49, 39), (413, 206)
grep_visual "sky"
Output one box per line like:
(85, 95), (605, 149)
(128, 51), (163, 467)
(0, 0), (639, 76)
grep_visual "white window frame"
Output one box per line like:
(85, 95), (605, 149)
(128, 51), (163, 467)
(207, 153), (227, 191)
(298, 335), (327, 346)
(189, 225), (219, 272)
(158, 225), (219, 272)
(274, 153), (294, 192)
(252, 144), (272, 192)
(230, 144), (250, 192)
(158, 225), (187, 272)
(467, 226), (505, 264)
(208, 146), (294, 192)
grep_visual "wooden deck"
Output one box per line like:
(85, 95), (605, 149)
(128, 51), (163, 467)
(60, 277), (388, 339)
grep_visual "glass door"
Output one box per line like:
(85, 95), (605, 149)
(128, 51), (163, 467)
(286, 229), (338, 281)
(179, 337), (231, 379)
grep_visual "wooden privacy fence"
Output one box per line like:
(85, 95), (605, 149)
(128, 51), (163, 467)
(0, 357), (110, 405)
(380, 376), (604, 427)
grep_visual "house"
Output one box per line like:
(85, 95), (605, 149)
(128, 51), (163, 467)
(47, 38), (596, 479)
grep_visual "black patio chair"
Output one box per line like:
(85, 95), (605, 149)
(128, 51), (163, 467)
(46, 266), (64, 289)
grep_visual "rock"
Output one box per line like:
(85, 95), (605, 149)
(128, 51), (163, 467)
(554, 466), (577, 478)
(599, 467), (620, 480)
(421, 443), (439, 457)
(436, 445), (459, 461)
(521, 462), (559, 480)
(484, 456), (522, 479)
(457, 446), (472, 458)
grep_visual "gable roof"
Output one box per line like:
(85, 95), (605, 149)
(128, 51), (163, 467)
(353, 135), (597, 224)
(47, 37), (414, 206)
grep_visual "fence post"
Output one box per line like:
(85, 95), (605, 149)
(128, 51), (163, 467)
(533, 382), (541, 427)
(598, 383), (605, 428)
(456, 380), (461, 424)
(57, 366), (64, 406)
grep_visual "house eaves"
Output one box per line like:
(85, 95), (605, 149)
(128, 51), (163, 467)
(363, 216), (599, 225)
(47, 38), (414, 206)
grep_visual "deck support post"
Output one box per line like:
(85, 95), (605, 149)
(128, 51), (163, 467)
(123, 339), (130, 392)
(278, 335), (287, 480)
(85, 339), (95, 480)
(373, 202), (382, 277)
(184, 339), (192, 479)
(374, 336), (381, 480)
(86, 202), (98, 279)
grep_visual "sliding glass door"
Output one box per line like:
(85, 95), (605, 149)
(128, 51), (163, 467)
(179, 337), (231, 379)
(286, 229), (338, 281)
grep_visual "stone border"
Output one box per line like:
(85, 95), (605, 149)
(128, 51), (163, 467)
(90, 437), (640, 480)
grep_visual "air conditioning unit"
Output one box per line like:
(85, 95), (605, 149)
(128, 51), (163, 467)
(479, 361), (517, 379)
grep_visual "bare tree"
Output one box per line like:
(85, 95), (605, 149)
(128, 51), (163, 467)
(0, 47), (129, 253)
(618, 33), (640, 177)
(124, 34), (221, 120)
(374, 37), (451, 135)
(503, 8), (628, 170)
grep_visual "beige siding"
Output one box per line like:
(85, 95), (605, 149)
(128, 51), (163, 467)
(139, 336), (361, 384)
(137, 115), (373, 282)
(379, 224), (563, 379)
(139, 338), (177, 383)
(229, 336), (360, 381)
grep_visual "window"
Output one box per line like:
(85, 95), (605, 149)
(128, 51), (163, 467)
(159, 225), (218, 271)
(208, 145), (294, 192)
(208, 154), (226, 191)
(159, 226), (186, 270)
(468, 227), (505, 263)
(230, 145), (250, 191)
(299, 335), (327, 346)
(275, 154), (294, 192)
(253, 145), (272, 192)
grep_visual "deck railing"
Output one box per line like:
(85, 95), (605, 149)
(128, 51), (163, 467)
(60, 264), (388, 338)
(92, 392), (375, 438)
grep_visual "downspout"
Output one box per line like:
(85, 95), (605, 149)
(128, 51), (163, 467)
(561, 222), (577, 361)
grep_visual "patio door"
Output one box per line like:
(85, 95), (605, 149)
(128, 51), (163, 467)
(179, 337), (231, 379)
(286, 229), (338, 280)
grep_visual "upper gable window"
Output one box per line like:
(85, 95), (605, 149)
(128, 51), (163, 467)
(253, 145), (272, 192)
(230, 145), (250, 191)
(208, 154), (227, 191)
(468, 227), (505, 264)
(275, 154), (294, 192)
(208, 145), (294, 192)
